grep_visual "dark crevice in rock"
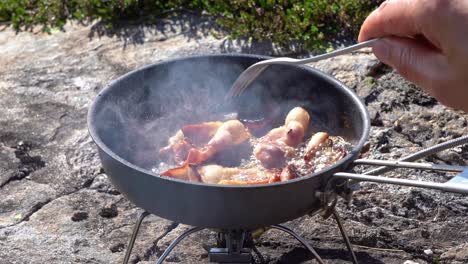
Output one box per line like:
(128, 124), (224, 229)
(364, 89), (382, 105)
(397, 131), (425, 147)
(370, 112), (384, 127)
(427, 154), (464, 166)
(257, 240), (287, 249)
(132, 256), (142, 263)
(89, 172), (121, 195)
(139, 222), (180, 263)
(22, 199), (52, 222)
(106, 222), (139, 235)
(98, 189), (121, 195)
(0, 131), (16, 143)
(275, 245), (389, 264)
(0, 141), (46, 188)
(82, 177), (95, 189)
(99, 204), (119, 219)
(71, 211), (89, 222)
(49, 125), (63, 142)
(403, 84), (438, 107)
(365, 62), (392, 79)
(110, 243), (125, 253)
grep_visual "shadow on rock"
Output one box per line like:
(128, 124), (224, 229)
(87, 11), (315, 56)
(219, 38), (308, 57)
(87, 11), (220, 48)
(275, 246), (385, 264)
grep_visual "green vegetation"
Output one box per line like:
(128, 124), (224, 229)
(0, 0), (382, 49)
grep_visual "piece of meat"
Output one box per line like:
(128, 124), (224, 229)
(280, 164), (299, 181)
(160, 120), (250, 165)
(159, 122), (222, 163)
(160, 162), (201, 182)
(181, 121), (223, 146)
(159, 130), (184, 156)
(186, 120), (250, 164)
(215, 168), (280, 185)
(197, 165), (241, 184)
(304, 132), (329, 161)
(217, 179), (269, 185)
(198, 165), (280, 184)
(160, 137), (194, 165)
(254, 144), (286, 169)
(159, 107), (346, 185)
(255, 107), (310, 168)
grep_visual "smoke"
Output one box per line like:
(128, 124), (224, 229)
(92, 56), (362, 172)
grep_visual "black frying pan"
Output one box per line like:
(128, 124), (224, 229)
(87, 54), (370, 229)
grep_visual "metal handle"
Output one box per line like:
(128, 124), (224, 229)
(333, 159), (468, 194)
(255, 38), (380, 67)
(298, 39), (379, 64)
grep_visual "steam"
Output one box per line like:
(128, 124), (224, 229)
(92, 56), (359, 172)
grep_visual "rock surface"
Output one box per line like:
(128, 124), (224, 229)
(0, 16), (467, 264)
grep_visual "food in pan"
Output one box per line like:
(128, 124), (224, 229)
(254, 107), (310, 169)
(157, 107), (351, 185)
(159, 120), (249, 165)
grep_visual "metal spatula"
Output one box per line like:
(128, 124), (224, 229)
(226, 38), (379, 98)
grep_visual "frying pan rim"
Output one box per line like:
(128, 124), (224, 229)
(87, 53), (370, 189)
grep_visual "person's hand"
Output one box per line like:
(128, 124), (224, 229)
(359, 0), (468, 112)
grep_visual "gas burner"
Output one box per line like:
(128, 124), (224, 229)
(209, 230), (254, 263)
(122, 208), (358, 264)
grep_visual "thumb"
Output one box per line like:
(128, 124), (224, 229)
(372, 37), (449, 90)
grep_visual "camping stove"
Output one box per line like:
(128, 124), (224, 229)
(122, 188), (357, 264)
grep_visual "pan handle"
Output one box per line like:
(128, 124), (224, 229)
(333, 159), (468, 194)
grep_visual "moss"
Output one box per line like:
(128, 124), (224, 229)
(0, 0), (383, 50)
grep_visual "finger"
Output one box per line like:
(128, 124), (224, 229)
(358, 0), (420, 42)
(372, 37), (450, 96)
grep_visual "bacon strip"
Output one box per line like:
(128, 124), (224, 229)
(160, 162), (201, 182)
(162, 163), (282, 185)
(280, 164), (299, 182)
(159, 107), (349, 185)
(254, 107), (310, 169)
(160, 120), (250, 165)
(304, 132), (329, 161)
(181, 121), (223, 146)
(186, 120), (250, 164)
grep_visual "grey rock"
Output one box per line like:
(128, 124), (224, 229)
(441, 243), (468, 263)
(0, 180), (57, 228)
(311, 50), (380, 88)
(424, 249), (433, 256)
(0, 189), (174, 264)
(0, 143), (19, 186)
(403, 261), (420, 264)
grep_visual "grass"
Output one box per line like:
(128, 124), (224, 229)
(0, 0), (383, 50)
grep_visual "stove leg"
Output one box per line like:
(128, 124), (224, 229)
(270, 225), (325, 264)
(123, 211), (150, 264)
(155, 226), (204, 264)
(332, 210), (358, 264)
